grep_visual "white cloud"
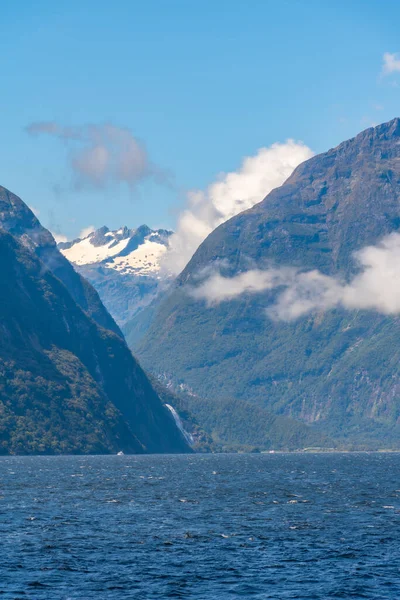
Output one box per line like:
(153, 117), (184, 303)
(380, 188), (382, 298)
(162, 140), (314, 275)
(341, 233), (400, 313)
(28, 205), (40, 217)
(191, 268), (296, 306)
(382, 52), (400, 76)
(268, 270), (346, 320)
(51, 232), (68, 244)
(190, 233), (400, 321)
(26, 122), (164, 190)
(79, 225), (96, 239)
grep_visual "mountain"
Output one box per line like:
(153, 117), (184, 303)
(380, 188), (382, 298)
(0, 186), (121, 336)
(59, 225), (172, 326)
(0, 188), (189, 455)
(130, 119), (400, 448)
(152, 380), (332, 452)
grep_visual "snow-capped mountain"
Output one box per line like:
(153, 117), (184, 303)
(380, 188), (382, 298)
(59, 224), (171, 275)
(58, 225), (173, 326)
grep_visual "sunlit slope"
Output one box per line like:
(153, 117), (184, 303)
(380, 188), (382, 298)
(133, 119), (400, 447)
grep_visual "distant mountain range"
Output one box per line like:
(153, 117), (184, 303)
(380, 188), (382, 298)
(129, 118), (400, 449)
(0, 186), (189, 455)
(59, 225), (172, 326)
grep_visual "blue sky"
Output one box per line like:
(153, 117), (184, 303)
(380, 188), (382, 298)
(1, 0), (400, 239)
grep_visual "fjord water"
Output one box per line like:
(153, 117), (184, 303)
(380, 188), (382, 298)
(1, 454), (399, 599)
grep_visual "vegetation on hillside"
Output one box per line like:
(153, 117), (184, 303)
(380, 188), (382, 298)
(0, 228), (189, 455)
(132, 120), (400, 448)
(152, 378), (333, 452)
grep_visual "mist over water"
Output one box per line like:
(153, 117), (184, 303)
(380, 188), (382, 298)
(1, 453), (400, 599)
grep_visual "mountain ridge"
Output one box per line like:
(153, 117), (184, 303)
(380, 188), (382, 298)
(131, 118), (400, 448)
(59, 224), (173, 326)
(0, 188), (190, 455)
(0, 186), (121, 336)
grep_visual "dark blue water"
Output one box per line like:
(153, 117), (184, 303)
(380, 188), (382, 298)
(1, 453), (400, 599)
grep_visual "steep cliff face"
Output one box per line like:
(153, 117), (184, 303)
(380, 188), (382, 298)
(179, 118), (400, 281)
(132, 119), (400, 447)
(0, 227), (189, 455)
(0, 186), (121, 336)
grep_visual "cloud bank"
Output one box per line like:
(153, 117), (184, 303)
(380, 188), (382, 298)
(51, 232), (68, 244)
(79, 225), (96, 239)
(26, 122), (164, 190)
(382, 52), (400, 76)
(191, 233), (400, 320)
(162, 140), (314, 275)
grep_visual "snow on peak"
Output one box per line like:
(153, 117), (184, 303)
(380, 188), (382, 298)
(59, 225), (173, 276)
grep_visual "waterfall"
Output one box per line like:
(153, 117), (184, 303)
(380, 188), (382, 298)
(165, 404), (194, 446)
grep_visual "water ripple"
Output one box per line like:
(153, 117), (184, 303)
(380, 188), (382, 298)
(0, 453), (400, 598)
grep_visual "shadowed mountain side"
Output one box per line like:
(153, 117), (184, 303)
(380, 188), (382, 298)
(0, 186), (121, 336)
(0, 228), (189, 455)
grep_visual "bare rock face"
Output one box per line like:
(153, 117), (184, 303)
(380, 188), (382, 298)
(132, 119), (400, 448)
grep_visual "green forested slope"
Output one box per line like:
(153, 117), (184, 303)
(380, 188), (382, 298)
(131, 119), (400, 448)
(0, 228), (189, 455)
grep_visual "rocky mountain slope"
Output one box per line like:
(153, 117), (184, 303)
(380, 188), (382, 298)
(0, 188), (189, 455)
(131, 119), (400, 448)
(59, 225), (172, 326)
(0, 186), (121, 336)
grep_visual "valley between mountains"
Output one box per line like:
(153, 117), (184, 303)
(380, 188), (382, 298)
(3, 119), (400, 453)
